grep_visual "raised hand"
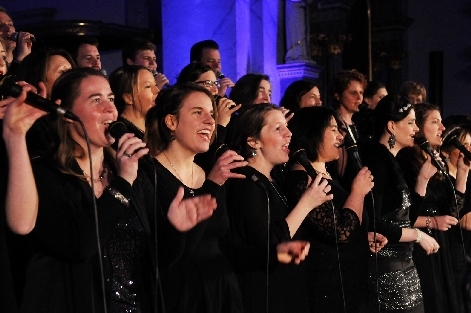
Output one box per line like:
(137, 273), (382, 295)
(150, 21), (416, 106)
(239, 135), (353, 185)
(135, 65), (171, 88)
(207, 149), (248, 185)
(168, 186), (217, 231)
(216, 97), (241, 127)
(351, 167), (374, 196)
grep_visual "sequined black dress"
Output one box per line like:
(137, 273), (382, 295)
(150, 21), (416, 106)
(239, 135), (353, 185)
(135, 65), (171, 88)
(150, 159), (243, 313)
(19, 157), (156, 312)
(397, 147), (470, 313)
(362, 142), (425, 313)
(284, 170), (369, 313)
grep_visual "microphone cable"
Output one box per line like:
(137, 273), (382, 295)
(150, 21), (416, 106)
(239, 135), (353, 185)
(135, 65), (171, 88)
(343, 124), (380, 312)
(251, 174), (270, 313)
(82, 121), (108, 313)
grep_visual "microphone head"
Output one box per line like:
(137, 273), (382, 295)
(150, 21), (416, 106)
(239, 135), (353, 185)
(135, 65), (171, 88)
(108, 121), (128, 141)
(291, 148), (309, 164)
(217, 71), (225, 79)
(414, 136), (429, 147)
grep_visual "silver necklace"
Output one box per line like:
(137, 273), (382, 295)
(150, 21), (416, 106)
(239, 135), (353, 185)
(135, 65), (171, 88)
(163, 151), (195, 196)
(269, 179), (287, 207)
(83, 168), (107, 184)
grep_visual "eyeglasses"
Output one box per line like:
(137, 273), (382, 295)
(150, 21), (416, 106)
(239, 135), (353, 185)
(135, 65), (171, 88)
(195, 80), (221, 88)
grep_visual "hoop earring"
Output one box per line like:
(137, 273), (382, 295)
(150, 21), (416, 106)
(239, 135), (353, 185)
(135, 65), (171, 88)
(388, 133), (396, 149)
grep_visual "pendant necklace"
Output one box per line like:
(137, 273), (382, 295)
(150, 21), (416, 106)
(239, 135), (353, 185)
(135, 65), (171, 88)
(163, 151), (195, 196)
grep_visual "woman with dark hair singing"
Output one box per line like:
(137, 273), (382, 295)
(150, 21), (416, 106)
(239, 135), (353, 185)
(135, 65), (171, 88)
(362, 95), (439, 312)
(285, 106), (384, 312)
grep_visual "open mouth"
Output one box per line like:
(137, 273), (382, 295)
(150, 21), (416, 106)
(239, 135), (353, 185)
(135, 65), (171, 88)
(197, 129), (212, 141)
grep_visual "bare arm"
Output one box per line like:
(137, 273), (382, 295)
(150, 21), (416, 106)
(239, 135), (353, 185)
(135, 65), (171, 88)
(3, 83), (47, 234)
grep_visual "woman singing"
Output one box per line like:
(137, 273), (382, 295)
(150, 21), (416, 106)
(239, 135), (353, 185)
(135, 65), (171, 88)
(362, 95), (440, 313)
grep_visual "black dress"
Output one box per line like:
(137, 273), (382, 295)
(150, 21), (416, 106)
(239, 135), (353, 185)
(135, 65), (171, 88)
(19, 156), (156, 312)
(149, 159), (243, 313)
(284, 170), (369, 313)
(397, 147), (469, 313)
(225, 166), (310, 313)
(362, 142), (425, 313)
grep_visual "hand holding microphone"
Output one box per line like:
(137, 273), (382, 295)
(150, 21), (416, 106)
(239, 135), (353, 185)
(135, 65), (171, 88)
(152, 70), (169, 90)
(216, 71), (234, 97)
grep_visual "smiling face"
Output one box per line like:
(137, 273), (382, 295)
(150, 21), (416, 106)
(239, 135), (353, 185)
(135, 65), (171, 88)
(168, 91), (215, 154)
(253, 110), (292, 167)
(318, 117), (344, 162)
(390, 109), (419, 150)
(300, 86), (322, 108)
(337, 80), (363, 114)
(134, 69), (159, 117)
(68, 75), (118, 149)
(131, 49), (157, 71)
(195, 70), (218, 96)
(421, 110), (445, 147)
(253, 79), (272, 104)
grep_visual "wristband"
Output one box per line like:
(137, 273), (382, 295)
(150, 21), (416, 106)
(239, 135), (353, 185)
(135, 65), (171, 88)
(106, 186), (130, 207)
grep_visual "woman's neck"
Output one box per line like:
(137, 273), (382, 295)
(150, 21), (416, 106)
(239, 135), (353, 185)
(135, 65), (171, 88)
(76, 148), (105, 176)
(247, 157), (274, 180)
(121, 112), (146, 133)
(311, 161), (332, 178)
(338, 107), (354, 125)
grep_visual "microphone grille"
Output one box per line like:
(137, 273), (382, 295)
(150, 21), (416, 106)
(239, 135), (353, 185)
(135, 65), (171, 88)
(108, 121), (128, 140)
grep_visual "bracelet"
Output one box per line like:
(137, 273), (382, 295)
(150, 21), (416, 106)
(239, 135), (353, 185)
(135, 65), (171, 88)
(425, 216), (432, 234)
(414, 228), (421, 243)
(106, 186), (130, 207)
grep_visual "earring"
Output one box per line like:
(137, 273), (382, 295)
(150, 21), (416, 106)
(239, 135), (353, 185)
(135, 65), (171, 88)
(251, 149), (257, 157)
(388, 133), (396, 149)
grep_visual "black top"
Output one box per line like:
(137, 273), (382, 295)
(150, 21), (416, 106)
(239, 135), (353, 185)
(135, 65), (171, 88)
(361, 141), (425, 242)
(284, 170), (369, 313)
(148, 159), (243, 313)
(225, 166), (310, 313)
(19, 156), (156, 313)
(397, 147), (469, 313)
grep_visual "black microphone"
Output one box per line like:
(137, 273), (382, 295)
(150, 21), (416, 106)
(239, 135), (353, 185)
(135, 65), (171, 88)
(108, 121), (128, 141)
(9, 32), (36, 43)
(343, 124), (363, 171)
(0, 74), (80, 121)
(217, 71), (225, 79)
(415, 136), (446, 173)
(291, 148), (318, 181)
(449, 137), (471, 162)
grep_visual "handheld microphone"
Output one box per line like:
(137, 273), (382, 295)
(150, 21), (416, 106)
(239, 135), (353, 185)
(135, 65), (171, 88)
(9, 32), (36, 43)
(108, 121), (128, 141)
(449, 137), (471, 162)
(415, 136), (446, 173)
(0, 74), (80, 121)
(343, 124), (363, 171)
(217, 71), (225, 79)
(291, 148), (318, 181)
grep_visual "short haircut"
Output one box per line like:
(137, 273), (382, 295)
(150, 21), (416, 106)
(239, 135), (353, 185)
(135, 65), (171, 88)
(190, 40), (219, 63)
(399, 81), (427, 102)
(0, 7), (8, 14)
(330, 69), (367, 110)
(279, 80), (318, 113)
(176, 63), (213, 84)
(122, 37), (156, 65)
(71, 36), (99, 62)
(229, 73), (270, 106)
